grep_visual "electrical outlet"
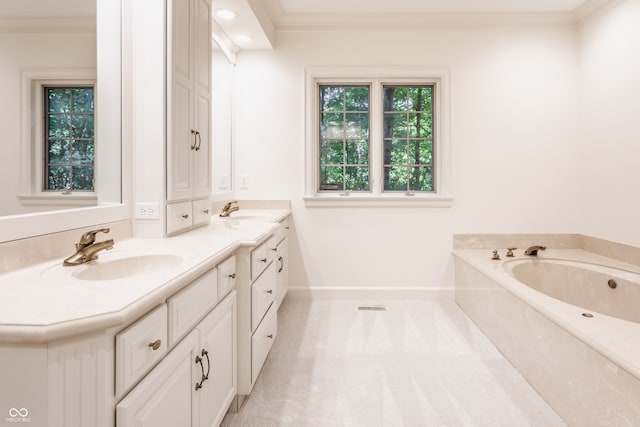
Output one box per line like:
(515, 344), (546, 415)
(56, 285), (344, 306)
(135, 202), (160, 219)
(240, 175), (249, 189)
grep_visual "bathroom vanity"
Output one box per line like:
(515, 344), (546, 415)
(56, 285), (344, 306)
(0, 210), (289, 427)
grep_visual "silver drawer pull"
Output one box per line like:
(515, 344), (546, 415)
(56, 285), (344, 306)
(148, 339), (162, 351)
(228, 273), (236, 279)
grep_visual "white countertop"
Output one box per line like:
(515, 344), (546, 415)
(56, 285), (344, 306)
(0, 209), (289, 343)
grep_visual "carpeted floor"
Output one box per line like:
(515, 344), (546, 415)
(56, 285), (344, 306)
(222, 299), (565, 427)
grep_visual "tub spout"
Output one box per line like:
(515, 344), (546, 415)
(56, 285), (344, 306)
(524, 245), (546, 256)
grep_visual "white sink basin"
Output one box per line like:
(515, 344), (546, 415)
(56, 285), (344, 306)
(73, 254), (184, 281)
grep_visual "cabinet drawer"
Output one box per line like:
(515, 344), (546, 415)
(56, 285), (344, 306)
(251, 262), (276, 331)
(166, 201), (193, 235)
(272, 217), (290, 244)
(168, 267), (218, 346)
(217, 255), (236, 298)
(192, 198), (212, 226)
(115, 304), (168, 397)
(251, 304), (277, 385)
(250, 238), (274, 281)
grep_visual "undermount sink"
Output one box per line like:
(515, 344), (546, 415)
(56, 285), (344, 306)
(71, 254), (184, 281)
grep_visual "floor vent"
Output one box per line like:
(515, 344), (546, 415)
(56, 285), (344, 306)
(357, 305), (387, 311)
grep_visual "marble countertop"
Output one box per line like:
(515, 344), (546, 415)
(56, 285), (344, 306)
(0, 209), (289, 343)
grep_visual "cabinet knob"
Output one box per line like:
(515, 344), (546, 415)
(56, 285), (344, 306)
(266, 334), (273, 339)
(266, 289), (273, 294)
(182, 214), (189, 219)
(260, 258), (267, 263)
(148, 339), (162, 351)
(203, 209), (209, 214)
(270, 248), (277, 252)
(228, 273), (236, 279)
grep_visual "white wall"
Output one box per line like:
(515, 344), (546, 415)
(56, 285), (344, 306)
(232, 24), (581, 292)
(578, 0), (640, 247)
(0, 32), (96, 215)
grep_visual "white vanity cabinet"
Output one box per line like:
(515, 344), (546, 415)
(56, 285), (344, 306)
(233, 235), (278, 405)
(166, 0), (212, 235)
(117, 290), (237, 427)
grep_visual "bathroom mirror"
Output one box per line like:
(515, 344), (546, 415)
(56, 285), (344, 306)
(0, 0), (125, 242)
(211, 42), (234, 199)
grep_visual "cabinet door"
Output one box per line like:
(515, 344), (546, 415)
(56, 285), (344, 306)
(116, 331), (199, 427)
(196, 291), (237, 427)
(192, 0), (211, 198)
(276, 237), (289, 307)
(167, 0), (195, 202)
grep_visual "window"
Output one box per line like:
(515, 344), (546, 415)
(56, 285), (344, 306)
(19, 70), (97, 207)
(305, 68), (452, 207)
(44, 86), (95, 192)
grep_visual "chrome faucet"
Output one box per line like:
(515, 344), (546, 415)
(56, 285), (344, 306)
(63, 228), (114, 266)
(219, 200), (239, 217)
(524, 245), (546, 256)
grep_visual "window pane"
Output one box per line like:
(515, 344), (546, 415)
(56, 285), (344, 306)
(48, 139), (70, 163)
(71, 140), (95, 165)
(48, 165), (71, 190)
(383, 86), (408, 111)
(320, 113), (344, 139)
(72, 88), (94, 112)
(48, 88), (71, 112)
(318, 84), (370, 192)
(45, 85), (95, 192)
(346, 166), (369, 191)
(383, 166), (408, 191)
(344, 87), (369, 111)
(384, 139), (407, 165)
(320, 86), (344, 112)
(383, 113), (408, 138)
(382, 84), (434, 193)
(408, 139), (432, 165)
(346, 140), (368, 164)
(319, 165), (344, 191)
(409, 166), (433, 192)
(72, 114), (94, 138)
(71, 166), (94, 190)
(345, 113), (369, 139)
(320, 140), (344, 165)
(48, 114), (71, 138)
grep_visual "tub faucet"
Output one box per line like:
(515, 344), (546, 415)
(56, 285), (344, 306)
(524, 245), (546, 256)
(63, 228), (114, 266)
(219, 200), (239, 217)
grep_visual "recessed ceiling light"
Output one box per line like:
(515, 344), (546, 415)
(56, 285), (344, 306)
(215, 9), (237, 20)
(235, 35), (253, 43)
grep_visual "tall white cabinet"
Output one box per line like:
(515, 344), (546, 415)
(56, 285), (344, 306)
(166, 0), (212, 235)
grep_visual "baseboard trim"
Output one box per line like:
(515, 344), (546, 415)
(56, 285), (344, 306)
(285, 286), (454, 301)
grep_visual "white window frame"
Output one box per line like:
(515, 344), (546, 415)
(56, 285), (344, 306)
(304, 66), (453, 208)
(19, 69), (98, 207)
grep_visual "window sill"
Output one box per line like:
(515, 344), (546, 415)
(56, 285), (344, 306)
(18, 194), (98, 207)
(303, 194), (454, 208)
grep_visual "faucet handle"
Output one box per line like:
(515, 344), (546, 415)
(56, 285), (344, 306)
(78, 228), (111, 246)
(506, 248), (517, 257)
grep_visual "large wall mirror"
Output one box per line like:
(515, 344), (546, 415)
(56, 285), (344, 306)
(211, 29), (235, 199)
(0, 0), (124, 242)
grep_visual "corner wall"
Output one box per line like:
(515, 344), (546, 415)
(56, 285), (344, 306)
(578, 0), (640, 247)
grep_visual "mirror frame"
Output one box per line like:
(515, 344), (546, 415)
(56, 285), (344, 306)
(0, 0), (129, 243)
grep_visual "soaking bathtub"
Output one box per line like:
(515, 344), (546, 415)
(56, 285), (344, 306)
(454, 248), (640, 426)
